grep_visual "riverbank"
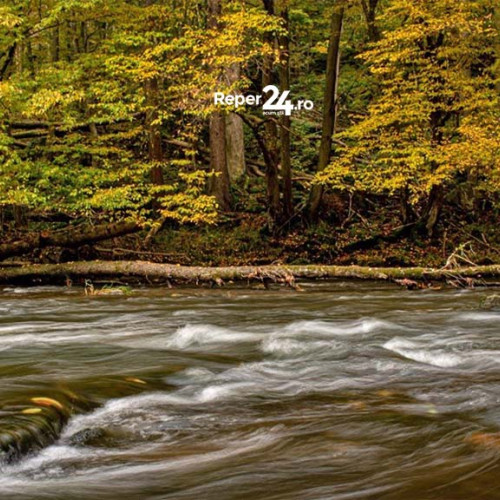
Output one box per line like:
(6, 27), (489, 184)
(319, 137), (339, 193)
(3, 206), (500, 270)
(96, 216), (500, 268)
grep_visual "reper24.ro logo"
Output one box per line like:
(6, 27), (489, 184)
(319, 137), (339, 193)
(214, 85), (314, 116)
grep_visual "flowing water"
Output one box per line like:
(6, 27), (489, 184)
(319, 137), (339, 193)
(0, 282), (499, 499)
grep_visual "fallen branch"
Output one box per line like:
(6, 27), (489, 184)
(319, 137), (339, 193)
(0, 221), (141, 261)
(7, 113), (145, 145)
(94, 246), (186, 260)
(0, 261), (499, 286)
(340, 222), (418, 254)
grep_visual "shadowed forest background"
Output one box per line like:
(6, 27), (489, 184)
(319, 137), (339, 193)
(0, 0), (499, 267)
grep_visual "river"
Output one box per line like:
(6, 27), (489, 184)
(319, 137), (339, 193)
(0, 282), (499, 499)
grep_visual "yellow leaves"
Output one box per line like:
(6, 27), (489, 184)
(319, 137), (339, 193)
(312, 42), (329, 55)
(21, 408), (43, 415)
(325, 0), (500, 203)
(0, 7), (23, 28)
(31, 397), (64, 411)
(29, 87), (86, 117)
(125, 377), (147, 385)
(160, 171), (218, 225)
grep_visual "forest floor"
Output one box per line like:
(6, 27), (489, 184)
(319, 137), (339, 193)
(90, 211), (500, 269)
(3, 201), (499, 269)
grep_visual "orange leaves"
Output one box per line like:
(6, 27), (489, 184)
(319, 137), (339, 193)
(465, 432), (500, 450)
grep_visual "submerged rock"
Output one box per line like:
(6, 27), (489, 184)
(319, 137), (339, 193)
(0, 408), (68, 464)
(68, 427), (110, 447)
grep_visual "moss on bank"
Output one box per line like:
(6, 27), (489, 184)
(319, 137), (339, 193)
(91, 214), (499, 268)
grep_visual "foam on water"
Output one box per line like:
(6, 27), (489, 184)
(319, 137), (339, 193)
(1, 427), (284, 493)
(0, 331), (100, 351)
(282, 318), (400, 337)
(259, 318), (397, 358)
(456, 311), (500, 322)
(383, 338), (463, 368)
(166, 324), (263, 349)
(1, 286), (68, 295)
(261, 338), (340, 357)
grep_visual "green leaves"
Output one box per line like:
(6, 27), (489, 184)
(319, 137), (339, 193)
(322, 0), (500, 207)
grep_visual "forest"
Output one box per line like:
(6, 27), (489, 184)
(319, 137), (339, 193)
(0, 0), (499, 272)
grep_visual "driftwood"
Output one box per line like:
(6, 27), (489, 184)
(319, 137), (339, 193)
(0, 261), (499, 287)
(0, 221), (140, 261)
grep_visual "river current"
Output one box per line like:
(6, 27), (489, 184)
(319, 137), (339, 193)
(0, 282), (499, 499)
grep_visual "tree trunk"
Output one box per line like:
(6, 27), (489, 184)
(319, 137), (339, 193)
(225, 64), (246, 182)
(279, 5), (293, 223)
(262, 0), (281, 226)
(225, 112), (246, 182)
(0, 43), (17, 80)
(0, 221), (141, 261)
(421, 33), (448, 238)
(51, 26), (60, 62)
(26, 41), (35, 77)
(361, 0), (380, 42)
(422, 185), (444, 238)
(208, 0), (231, 211)
(145, 77), (165, 186)
(400, 186), (415, 224)
(308, 0), (345, 222)
(13, 205), (28, 228)
(209, 111), (231, 210)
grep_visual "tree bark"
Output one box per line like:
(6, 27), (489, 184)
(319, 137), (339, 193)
(0, 221), (141, 261)
(210, 112), (231, 210)
(400, 186), (415, 225)
(308, 1), (345, 222)
(0, 43), (17, 80)
(225, 63), (246, 182)
(145, 77), (165, 186)
(208, 0), (231, 211)
(422, 185), (444, 238)
(279, 4), (293, 222)
(360, 0), (380, 42)
(51, 25), (60, 62)
(262, 0), (281, 226)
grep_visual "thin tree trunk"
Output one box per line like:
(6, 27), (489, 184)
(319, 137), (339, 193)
(210, 111), (231, 210)
(26, 41), (35, 77)
(80, 22), (88, 53)
(421, 34), (447, 237)
(51, 26), (60, 62)
(308, 0), (345, 222)
(360, 0), (380, 42)
(0, 43), (17, 80)
(422, 185), (444, 238)
(262, 0), (281, 225)
(209, 0), (231, 211)
(145, 77), (165, 186)
(400, 186), (415, 224)
(225, 63), (246, 182)
(279, 4), (293, 222)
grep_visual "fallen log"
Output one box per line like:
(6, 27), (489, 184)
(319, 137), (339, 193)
(0, 220), (141, 261)
(340, 223), (418, 254)
(0, 261), (499, 286)
(8, 120), (55, 129)
(10, 129), (50, 139)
